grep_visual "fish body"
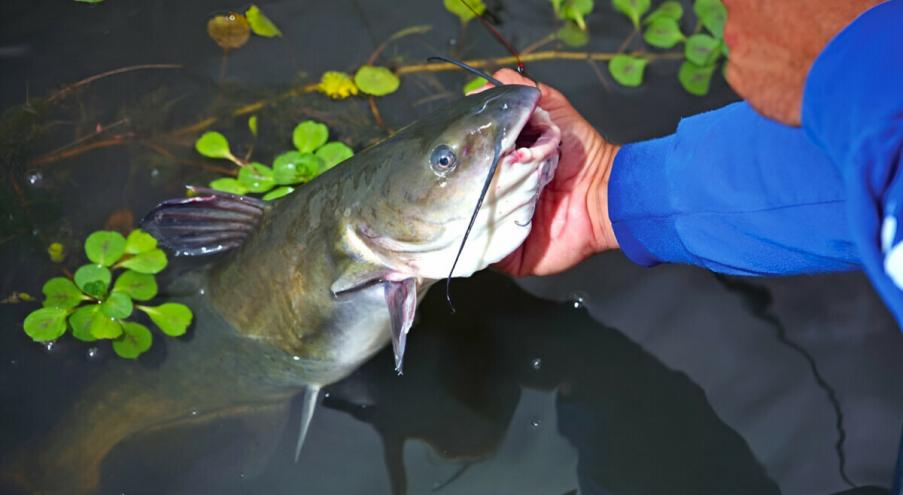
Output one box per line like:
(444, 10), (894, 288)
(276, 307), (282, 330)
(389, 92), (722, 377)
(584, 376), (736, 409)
(2, 84), (561, 494)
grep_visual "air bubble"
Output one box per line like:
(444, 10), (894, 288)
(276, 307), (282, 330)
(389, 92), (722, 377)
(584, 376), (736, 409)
(191, 410), (199, 416)
(530, 419), (542, 429)
(530, 358), (542, 370)
(292, 355), (301, 361)
(323, 391), (330, 398)
(150, 168), (160, 178)
(567, 291), (587, 310)
(25, 170), (43, 186)
(86, 347), (101, 361)
(44, 341), (57, 353)
(198, 288), (206, 296)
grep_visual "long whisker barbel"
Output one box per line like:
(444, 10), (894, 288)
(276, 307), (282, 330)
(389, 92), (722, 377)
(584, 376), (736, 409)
(427, 56), (504, 87)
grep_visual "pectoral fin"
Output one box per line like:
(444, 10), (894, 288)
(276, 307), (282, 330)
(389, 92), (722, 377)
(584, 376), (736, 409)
(140, 186), (266, 256)
(385, 278), (417, 375)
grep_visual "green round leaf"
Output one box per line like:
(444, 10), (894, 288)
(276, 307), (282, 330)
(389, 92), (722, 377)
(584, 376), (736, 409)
(74, 264), (111, 298)
(557, 22), (589, 48)
(245, 5), (282, 37)
(315, 142), (354, 172)
(678, 61), (716, 96)
(262, 186), (295, 201)
(42, 277), (85, 309)
(113, 270), (158, 301)
(195, 131), (233, 160)
(273, 151), (322, 185)
(85, 231), (126, 266)
(69, 304), (100, 342)
(443, 0), (485, 23)
(209, 178), (249, 195)
(292, 121), (329, 153)
(248, 115), (258, 136)
(612, 0), (650, 29)
(118, 248), (168, 274)
(237, 162), (276, 193)
(102, 291), (133, 319)
(47, 242), (66, 263)
(89, 311), (123, 339)
(643, 18), (685, 48)
(354, 66), (400, 97)
(643, 1), (683, 24)
(462, 77), (489, 95)
(685, 33), (721, 66)
(693, 0), (726, 38)
(113, 321), (153, 359)
(23, 307), (68, 342)
(140, 303), (193, 337)
(608, 54), (648, 87)
(125, 229), (157, 254)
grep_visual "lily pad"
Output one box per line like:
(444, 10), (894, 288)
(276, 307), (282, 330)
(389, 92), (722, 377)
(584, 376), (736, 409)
(643, 18), (684, 48)
(89, 311), (123, 339)
(42, 277), (85, 309)
(118, 248), (168, 275)
(47, 242), (66, 263)
(85, 230), (126, 266)
(608, 54), (648, 87)
(612, 0), (651, 29)
(678, 61), (716, 96)
(195, 131), (234, 160)
(207, 13), (250, 50)
(237, 163), (276, 193)
(462, 77), (489, 94)
(74, 264), (111, 298)
(557, 22), (590, 48)
(113, 322), (153, 359)
(140, 303), (193, 337)
(101, 291), (133, 319)
(125, 229), (157, 254)
(315, 142), (354, 171)
(113, 270), (158, 301)
(443, 0), (485, 23)
(354, 66), (400, 97)
(245, 5), (282, 37)
(69, 304), (100, 342)
(23, 307), (68, 342)
(292, 121), (329, 154)
(643, 1), (682, 24)
(685, 33), (721, 66)
(263, 186), (295, 201)
(209, 178), (249, 195)
(694, 0), (726, 38)
(273, 151), (321, 185)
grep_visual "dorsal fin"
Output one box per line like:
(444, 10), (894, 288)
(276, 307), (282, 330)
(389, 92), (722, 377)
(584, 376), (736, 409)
(140, 186), (266, 256)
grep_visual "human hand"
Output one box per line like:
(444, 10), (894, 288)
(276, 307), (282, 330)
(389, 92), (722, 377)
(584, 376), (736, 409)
(476, 69), (620, 277)
(724, 0), (882, 125)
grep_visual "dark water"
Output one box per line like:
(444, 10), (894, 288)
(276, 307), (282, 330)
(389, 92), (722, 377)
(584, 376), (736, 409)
(1, 1), (902, 494)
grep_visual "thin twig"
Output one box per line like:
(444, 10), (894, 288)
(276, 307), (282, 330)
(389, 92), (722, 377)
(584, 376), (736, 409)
(31, 135), (133, 166)
(48, 64), (182, 103)
(521, 33), (557, 55)
(617, 30), (639, 53)
(368, 96), (389, 131)
(367, 25), (432, 65)
(396, 50), (682, 74)
(40, 118), (130, 158)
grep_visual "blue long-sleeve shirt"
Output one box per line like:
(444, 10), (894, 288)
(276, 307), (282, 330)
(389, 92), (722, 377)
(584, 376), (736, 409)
(609, 0), (903, 327)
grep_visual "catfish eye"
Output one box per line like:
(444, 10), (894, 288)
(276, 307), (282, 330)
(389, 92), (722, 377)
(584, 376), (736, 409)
(430, 145), (457, 176)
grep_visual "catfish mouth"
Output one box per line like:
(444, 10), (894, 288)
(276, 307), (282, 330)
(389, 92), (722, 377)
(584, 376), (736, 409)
(499, 102), (560, 173)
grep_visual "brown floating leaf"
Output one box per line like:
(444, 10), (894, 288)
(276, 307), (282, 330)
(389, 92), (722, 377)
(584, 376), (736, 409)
(207, 13), (251, 50)
(104, 208), (135, 235)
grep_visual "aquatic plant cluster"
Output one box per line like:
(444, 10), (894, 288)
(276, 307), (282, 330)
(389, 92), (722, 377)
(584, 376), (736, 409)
(23, 230), (193, 359)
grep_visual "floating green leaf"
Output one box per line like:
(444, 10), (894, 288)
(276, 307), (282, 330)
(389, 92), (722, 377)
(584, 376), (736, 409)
(354, 66), (400, 97)
(101, 291), (133, 319)
(113, 322), (153, 359)
(207, 13), (251, 50)
(444, 0), (486, 23)
(237, 163), (276, 193)
(69, 304), (100, 342)
(140, 303), (193, 337)
(556, 0), (594, 30)
(685, 33), (721, 66)
(248, 115), (258, 136)
(292, 121), (329, 153)
(694, 0), (726, 38)
(125, 229), (157, 254)
(557, 22), (590, 47)
(113, 270), (158, 301)
(245, 5), (282, 37)
(85, 231), (126, 267)
(47, 242), (66, 263)
(612, 0), (650, 29)
(678, 61), (716, 95)
(23, 307), (68, 342)
(42, 277), (85, 309)
(643, 0), (682, 24)
(608, 54), (648, 87)
(118, 248), (167, 275)
(209, 178), (249, 195)
(89, 311), (122, 339)
(74, 264), (111, 298)
(643, 18), (684, 48)
(462, 77), (489, 94)
(273, 151), (321, 185)
(263, 186), (295, 201)
(316, 142), (354, 171)
(195, 131), (235, 160)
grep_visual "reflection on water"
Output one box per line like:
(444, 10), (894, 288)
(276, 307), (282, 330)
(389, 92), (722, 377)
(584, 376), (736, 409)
(1, 0), (902, 494)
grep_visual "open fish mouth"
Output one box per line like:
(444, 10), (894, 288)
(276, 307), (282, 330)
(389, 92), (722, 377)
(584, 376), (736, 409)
(498, 102), (561, 186)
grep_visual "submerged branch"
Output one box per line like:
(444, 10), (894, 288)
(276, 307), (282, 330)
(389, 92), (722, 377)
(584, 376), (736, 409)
(397, 50), (682, 74)
(48, 64), (182, 103)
